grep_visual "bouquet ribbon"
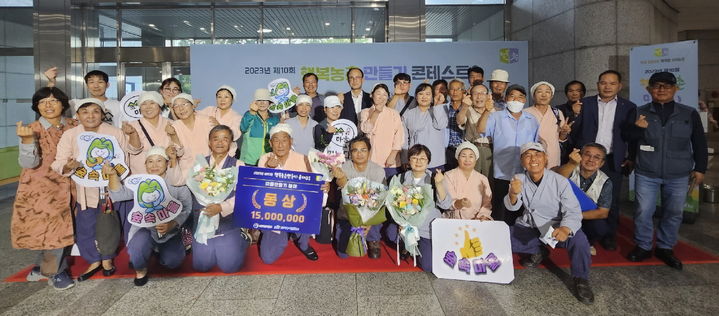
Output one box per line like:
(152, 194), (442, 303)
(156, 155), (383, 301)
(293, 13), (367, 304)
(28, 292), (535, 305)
(194, 212), (219, 245)
(350, 226), (368, 255)
(400, 224), (420, 256)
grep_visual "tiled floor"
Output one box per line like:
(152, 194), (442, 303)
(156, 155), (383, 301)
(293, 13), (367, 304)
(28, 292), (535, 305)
(1, 134), (718, 315)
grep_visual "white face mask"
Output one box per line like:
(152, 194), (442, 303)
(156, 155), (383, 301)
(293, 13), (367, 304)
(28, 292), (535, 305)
(506, 100), (525, 113)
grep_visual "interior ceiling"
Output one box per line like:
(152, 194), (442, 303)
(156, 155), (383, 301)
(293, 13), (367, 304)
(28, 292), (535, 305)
(114, 6), (386, 39)
(664, 0), (719, 32)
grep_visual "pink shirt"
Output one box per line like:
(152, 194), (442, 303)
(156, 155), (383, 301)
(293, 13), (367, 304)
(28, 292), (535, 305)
(359, 106), (404, 167)
(258, 151), (310, 173)
(526, 106), (565, 168)
(172, 114), (217, 179)
(51, 123), (142, 210)
(198, 106), (242, 156)
(128, 116), (176, 174)
(444, 168), (492, 220)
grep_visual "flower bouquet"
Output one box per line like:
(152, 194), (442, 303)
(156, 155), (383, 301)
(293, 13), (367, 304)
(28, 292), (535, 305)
(186, 155), (239, 244)
(308, 149), (345, 206)
(384, 175), (434, 265)
(341, 177), (388, 257)
(307, 149), (345, 181)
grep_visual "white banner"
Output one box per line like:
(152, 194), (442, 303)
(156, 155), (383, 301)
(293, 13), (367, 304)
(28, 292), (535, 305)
(431, 219), (514, 284)
(629, 40), (698, 107)
(190, 41), (529, 113)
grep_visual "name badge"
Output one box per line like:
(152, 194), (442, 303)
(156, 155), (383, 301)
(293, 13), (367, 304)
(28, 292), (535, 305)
(640, 145), (655, 152)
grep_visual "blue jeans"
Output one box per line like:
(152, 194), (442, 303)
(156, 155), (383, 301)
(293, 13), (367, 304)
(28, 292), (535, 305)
(634, 174), (688, 251)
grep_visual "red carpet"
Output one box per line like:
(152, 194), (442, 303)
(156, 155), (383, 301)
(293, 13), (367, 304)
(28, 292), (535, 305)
(5, 216), (719, 282)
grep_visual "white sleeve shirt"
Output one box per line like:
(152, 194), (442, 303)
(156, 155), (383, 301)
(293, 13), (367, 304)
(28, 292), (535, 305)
(595, 95), (617, 154)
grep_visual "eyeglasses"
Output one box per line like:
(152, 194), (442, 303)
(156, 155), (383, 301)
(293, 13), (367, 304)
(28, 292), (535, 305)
(581, 152), (604, 161)
(650, 83), (674, 90)
(39, 99), (60, 106)
(409, 156), (428, 162)
(163, 87), (181, 93)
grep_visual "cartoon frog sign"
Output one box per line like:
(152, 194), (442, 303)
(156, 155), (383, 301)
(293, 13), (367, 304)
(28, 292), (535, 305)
(126, 174), (182, 228)
(73, 132), (129, 187)
(268, 78), (298, 113)
(137, 179), (166, 213)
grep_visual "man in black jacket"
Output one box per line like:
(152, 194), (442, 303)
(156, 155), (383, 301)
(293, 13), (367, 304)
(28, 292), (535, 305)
(337, 67), (372, 125)
(626, 72), (707, 270)
(570, 70), (637, 251)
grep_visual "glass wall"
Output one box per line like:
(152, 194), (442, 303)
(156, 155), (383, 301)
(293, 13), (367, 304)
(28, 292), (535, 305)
(0, 4), (34, 180)
(69, 1), (388, 101)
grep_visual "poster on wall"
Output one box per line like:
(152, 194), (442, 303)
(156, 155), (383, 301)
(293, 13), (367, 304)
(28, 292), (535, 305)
(190, 41), (529, 113)
(629, 40), (698, 108)
(431, 219), (514, 284)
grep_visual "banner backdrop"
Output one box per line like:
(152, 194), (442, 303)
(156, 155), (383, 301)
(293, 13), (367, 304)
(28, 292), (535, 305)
(190, 41), (528, 113)
(629, 40), (698, 108)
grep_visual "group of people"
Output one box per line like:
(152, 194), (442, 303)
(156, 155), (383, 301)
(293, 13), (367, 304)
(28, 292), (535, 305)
(11, 64), (707, 305)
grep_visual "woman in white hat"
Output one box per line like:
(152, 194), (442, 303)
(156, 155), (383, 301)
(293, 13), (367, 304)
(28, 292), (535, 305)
(105, 146), (192, 286)
(525, 81), (571, 168)
(168, 93), (217, 178)
(239, 88), (280, 165)
(127, 91), (182, 175)
(443, 141), (492, 220)
(51, 98), (142, 281)
(198, 85), (243, 156)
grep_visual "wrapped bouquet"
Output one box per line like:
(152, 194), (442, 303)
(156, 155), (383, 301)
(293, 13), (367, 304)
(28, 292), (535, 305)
(341, 177), (388, 257)
(384, 175), (434, 265)
(186, 155), (239, 244)
(307, 149), (345, 181)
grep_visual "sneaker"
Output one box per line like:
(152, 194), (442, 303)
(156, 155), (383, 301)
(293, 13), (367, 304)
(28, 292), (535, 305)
(26, 266), (48, 282)
(590, 246), (596, 256)
(50, 271), (75, 290)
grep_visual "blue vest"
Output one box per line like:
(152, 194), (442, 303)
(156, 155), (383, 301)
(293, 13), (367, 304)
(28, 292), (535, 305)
(635, 102), (695, 179)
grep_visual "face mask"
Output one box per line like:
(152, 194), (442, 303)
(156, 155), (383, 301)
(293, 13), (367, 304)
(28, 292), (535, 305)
(506, 100), (525, 113)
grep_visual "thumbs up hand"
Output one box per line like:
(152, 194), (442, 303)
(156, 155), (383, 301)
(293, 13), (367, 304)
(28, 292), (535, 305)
(459, 230), (483, 259)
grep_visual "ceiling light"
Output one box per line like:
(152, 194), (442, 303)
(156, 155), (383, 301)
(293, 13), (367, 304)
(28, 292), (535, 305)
(286, 27), (291, 31)
(183, 20), (192, 27)
(148, 23), (156, 27)
(200, 27), (206, 31)
(324, 22), (330, 26)
(257, 28), (273, 33)
(365, 27), (370, 31)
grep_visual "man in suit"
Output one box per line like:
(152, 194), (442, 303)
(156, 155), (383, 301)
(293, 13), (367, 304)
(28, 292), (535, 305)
(337, 67), (372, 125)
(570, 70), (637, 251)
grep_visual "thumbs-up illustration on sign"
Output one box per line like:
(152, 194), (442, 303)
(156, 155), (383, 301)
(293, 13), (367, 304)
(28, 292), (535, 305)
(459, 230), (483, 259)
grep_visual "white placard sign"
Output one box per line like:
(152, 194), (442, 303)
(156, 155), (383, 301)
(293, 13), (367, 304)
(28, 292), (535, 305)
(125, 174), (183, 228)
(71, 132), (129, 187)
(431, 219), (514, 284)
(323, 119), (357, 156)
(268, 78), (298, 113)
(120, 90), (142, 119)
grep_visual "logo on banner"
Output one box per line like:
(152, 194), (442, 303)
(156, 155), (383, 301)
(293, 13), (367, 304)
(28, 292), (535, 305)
(268, 78), (298, 113)
(72, 132), (129, 187)
(125, 174), (183, 228)
(653, 48), (669, 57)
(432, 219), (514, 284)
(120, 90), (142, 119)
(500, 48), (519, 64)
(323, 119), (357, 156)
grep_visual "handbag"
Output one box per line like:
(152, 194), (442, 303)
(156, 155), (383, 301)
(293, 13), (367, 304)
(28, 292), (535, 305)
(95, 188), (121, 256)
